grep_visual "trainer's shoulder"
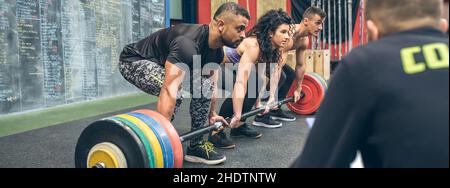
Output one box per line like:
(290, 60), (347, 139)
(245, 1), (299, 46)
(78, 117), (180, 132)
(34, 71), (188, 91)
(347, 37), (400, 64)
(343, 44), (373, 64)
(337, 43), (384, 79)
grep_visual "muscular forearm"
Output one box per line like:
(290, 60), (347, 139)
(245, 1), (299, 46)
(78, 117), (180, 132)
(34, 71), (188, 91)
(210, 97), (217, 115)
(295, 48), (307, 90)
(209, 70), (219, 115)
(158, 86), (178, 120)
(158, 61), (185, 121)
(295, 63), (306, 89)
(294, 37), (309, 91)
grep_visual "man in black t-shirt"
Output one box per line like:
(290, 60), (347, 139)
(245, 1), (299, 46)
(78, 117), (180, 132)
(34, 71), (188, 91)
(119, 2), (250, 165)
(292, 0), (449, 168)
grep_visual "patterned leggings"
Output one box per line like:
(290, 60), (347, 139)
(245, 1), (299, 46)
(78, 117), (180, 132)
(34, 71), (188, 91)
(119, 60), (213, 146)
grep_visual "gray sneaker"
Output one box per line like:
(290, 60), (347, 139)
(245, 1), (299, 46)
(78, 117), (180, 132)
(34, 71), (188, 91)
(230, 124), (263, 139)
(185, 141), (226, 165)
(269, 109), (296, 122)
(252, 114), (283, 128)
(208, 131), (236, 149)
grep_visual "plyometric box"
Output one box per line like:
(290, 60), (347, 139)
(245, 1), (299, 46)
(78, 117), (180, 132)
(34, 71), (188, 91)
(286, 50), (331, 80)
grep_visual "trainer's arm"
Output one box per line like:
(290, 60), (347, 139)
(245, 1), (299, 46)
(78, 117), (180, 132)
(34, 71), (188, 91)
(158, 61), (185, 121)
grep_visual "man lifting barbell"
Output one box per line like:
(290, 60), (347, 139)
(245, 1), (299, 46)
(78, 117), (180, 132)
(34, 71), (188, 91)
(118, 2), (250, 165)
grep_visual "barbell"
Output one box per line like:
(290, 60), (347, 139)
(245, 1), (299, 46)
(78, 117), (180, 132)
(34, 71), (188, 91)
(74, 73), (328, 168)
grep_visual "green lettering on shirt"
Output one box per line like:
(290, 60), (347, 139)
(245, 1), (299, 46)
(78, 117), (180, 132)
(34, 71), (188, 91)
(401, 43), (449, 75)
(401, 46), (425, 75)
(423, 43), (449, 70)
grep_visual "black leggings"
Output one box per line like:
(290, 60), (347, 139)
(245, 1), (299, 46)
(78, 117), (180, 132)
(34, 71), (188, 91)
(218, 64), (296, 121)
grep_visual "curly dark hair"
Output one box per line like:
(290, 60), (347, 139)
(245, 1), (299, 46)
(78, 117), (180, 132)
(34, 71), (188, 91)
(247, 9), (294, 74)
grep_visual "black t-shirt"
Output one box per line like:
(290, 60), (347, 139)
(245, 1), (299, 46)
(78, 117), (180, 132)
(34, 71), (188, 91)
(120, 24), (224, 72)
(292, 27), (449, 168)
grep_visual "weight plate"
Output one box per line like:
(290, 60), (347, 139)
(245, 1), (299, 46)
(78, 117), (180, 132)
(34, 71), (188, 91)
(116, 114), (165, 168)
(75, 119), (148, 168)
(130, 112), (174, 168)
(134, 109), (184, 168)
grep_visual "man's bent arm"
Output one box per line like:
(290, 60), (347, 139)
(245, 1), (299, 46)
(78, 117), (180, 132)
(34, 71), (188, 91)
(158, 61), (185, 121)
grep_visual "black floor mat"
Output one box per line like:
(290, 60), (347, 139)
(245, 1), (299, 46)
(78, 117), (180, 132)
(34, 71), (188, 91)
(0, 99), (311, 168)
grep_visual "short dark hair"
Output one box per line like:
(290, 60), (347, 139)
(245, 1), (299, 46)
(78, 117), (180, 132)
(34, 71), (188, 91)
(303, 7), (327, 20)
(213, 2), (250, 20)
(366, 0), (442, 34)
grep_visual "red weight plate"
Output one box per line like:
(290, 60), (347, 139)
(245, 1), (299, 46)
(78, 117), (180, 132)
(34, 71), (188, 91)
(287, 74), (325, 115)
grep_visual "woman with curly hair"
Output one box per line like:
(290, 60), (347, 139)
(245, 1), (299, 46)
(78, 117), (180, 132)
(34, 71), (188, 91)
(209, 7), (327, 149)
(208, 9), (296, 148)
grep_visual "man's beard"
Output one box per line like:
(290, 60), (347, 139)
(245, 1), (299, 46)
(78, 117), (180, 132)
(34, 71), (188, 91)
(222, 36), (243, 48)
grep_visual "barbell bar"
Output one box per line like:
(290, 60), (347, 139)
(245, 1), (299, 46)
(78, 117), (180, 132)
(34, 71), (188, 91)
(179, 96), (295, 142)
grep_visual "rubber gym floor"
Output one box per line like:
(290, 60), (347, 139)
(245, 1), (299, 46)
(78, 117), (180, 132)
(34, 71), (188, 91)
(0, 94), (311, 168)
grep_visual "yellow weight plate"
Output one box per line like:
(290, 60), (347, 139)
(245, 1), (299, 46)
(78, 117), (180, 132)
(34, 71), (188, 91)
(87, 142), (127, 168)
(88, 149), (119, 168)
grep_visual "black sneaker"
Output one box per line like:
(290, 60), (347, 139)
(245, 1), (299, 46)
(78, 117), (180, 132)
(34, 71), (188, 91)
(208, 131), (236, 149)
(252, 114), (283, 128)
(230, 124), (263, 139)
(269, 109), (296, 122)
(185, 141), (226, 165)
